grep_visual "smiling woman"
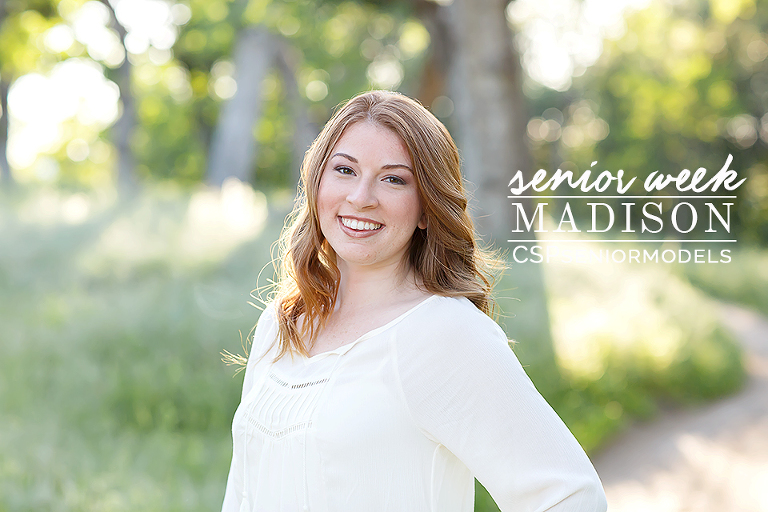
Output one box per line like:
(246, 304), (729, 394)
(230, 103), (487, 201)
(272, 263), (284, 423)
(220, 90), (607, 512)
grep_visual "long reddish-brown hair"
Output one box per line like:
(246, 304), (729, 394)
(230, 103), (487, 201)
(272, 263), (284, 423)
(269, 90), (502, 360)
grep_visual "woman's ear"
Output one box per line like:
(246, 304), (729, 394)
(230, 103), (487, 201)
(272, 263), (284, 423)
(418, 212), (427, 230)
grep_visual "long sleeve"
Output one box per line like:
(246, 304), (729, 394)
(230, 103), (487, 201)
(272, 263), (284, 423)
(221, 304), (277, 512)
(394, 297), (607, 511)
(221, 455), (239, 512)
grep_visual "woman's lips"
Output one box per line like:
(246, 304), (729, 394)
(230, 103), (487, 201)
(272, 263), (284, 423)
(338, 216), (383, 236)
(339, 216), (382, 231)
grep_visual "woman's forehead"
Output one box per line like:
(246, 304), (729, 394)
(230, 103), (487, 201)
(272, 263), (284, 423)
(329, 121), (412, 166)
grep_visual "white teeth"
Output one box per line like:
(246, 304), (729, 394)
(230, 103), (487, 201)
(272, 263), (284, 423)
(341, 217), (382, 231)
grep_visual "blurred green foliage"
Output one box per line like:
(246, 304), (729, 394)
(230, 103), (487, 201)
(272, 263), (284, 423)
(1, 0), (430, 189)
(156, 0), (426, 187)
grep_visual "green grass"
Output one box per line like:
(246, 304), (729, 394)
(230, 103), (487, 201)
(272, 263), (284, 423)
(0, 185), (276, 511)
(0, 185), (747, 511)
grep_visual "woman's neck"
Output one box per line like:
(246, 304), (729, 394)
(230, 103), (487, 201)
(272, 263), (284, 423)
(335, 259), (422, 311)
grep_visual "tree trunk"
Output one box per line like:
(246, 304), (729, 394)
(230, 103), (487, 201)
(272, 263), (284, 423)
(206, 26), (276, 187)
(442, 0), (532, 242)
(112, 56), (137, 191)
(0, 0), (13, 188)
(414, 1), (451, 112)
(417, 0), (559, 387)
(101, 0), (137, 192)
(274, 39), (318, 189)
(0, 78), (13, 187)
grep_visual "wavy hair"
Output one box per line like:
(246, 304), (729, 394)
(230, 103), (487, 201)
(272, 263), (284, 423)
(269, 90), (503, 360)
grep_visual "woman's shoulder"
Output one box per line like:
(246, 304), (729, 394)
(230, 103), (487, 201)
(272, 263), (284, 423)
(392, 294), (516, 389)
(425, 293), (481, 313)
(397, 294), (509, 347)
(258, 300), (278, 321)
(248, 301), (279, 355)
(414, 293), (496, 323)
(248, 301), (277, 333)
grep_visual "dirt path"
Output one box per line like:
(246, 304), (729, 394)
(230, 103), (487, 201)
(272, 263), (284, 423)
(592, 303), (768, 512)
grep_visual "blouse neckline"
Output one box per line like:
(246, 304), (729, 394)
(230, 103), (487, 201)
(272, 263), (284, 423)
(300, 294), (439, 363)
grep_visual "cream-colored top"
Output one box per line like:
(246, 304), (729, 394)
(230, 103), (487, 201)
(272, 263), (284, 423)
(221, 295), (607, 512)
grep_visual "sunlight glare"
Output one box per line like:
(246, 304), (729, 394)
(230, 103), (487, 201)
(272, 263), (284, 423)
(6, 0), (184, 174)
(507, 0), (651, 91)
(71, 1), (124, 66)
(7, 59), (119, 170)
(112, 0), (177, 51)
(43, 24), (76, 53)
(181, 178), (268, 260)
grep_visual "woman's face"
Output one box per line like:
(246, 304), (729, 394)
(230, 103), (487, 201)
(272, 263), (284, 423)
(317, 121), (426, 274)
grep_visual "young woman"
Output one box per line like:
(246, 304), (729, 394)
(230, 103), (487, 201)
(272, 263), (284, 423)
(221, 90), (607, 512)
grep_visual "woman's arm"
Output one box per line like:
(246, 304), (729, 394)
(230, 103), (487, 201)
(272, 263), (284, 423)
(394, 298), (607, 511)
(220, 456), (239, 512)
(220, 304), (277, 512)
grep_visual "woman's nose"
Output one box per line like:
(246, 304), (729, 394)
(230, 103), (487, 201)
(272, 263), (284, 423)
(346, 177), (378, 209)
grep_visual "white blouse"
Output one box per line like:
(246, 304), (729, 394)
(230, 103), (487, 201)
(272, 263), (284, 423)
(221, 295), (607, 512)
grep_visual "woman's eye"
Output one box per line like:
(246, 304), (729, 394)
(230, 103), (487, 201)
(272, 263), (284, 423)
(335, 166), (355, 175)
(383, 176), (406, 185)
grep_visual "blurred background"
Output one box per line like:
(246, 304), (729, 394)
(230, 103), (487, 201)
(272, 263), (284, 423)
(1, 0), (767, 510)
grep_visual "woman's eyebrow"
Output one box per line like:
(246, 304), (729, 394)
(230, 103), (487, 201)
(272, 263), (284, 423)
(331, 152), (357, 163)
(382, 163), (414, 173)
(331, 152), (413, 173)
